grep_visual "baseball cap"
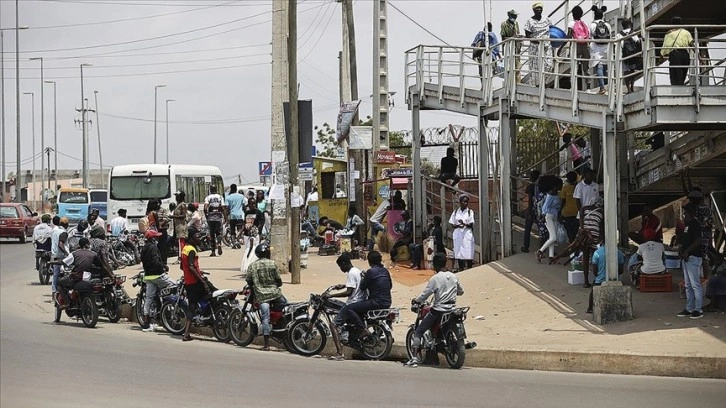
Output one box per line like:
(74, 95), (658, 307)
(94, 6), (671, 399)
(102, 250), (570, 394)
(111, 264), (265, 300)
(507, 9), (518, 16)
(145, 229), (162, 239)
(532, 2), (544, 9)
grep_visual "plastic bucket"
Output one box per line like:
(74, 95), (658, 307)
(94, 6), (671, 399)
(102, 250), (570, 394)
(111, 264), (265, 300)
(549, 26), (566, 48)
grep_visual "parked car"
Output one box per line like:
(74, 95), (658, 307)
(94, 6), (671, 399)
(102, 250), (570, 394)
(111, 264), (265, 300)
(0, 203), (40, 243)
(89, 189), (108, 220)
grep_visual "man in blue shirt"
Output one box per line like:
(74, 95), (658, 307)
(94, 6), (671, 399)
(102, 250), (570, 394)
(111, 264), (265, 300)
(225, 184), (247, 249)
(587, 242), (625, 314)
(344, 251), (393, 341)
(472, 22), (501, 79)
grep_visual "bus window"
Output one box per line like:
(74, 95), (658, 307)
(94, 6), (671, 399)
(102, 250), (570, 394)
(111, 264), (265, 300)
(59, 191), (89, 204)
(110, 176), (170, 200)
(89, 190), (107, 202)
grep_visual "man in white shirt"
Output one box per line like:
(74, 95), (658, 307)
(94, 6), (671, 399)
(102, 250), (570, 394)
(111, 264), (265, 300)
(88, 208), (106, 230)
(573, 168), (600, 226)
(367, 198), (390, 251)
(204, 185), (226, 256)
(634, 228), (666, 289)
(325, 253), (366, 360)
(109, 209), (130, 237)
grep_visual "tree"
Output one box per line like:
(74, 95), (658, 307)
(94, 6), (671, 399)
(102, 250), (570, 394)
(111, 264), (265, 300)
(516, 119), (589, 176)
(314, 122), (337, 158)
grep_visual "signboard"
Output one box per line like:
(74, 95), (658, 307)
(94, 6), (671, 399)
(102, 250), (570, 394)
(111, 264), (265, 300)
(349, 126), (373, 150)
(335, 100), (361, 143)
(375, 150), (397, 164)
(298, 162), (313, 181)
(258, 161), (272, 176)
(383, 168), (413, 178)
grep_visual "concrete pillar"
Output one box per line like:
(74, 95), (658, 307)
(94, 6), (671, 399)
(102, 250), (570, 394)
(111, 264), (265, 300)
(499, 101), (513, 257)
(593, 112), (633, 325)
(618, 127), (629, 247)
(590, 127), (601, 176)
(411, 92), (423, 240)
(477, 106), (491, 263)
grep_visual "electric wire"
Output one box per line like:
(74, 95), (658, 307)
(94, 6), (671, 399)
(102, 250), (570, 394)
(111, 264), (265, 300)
(388, 1), (454, 48)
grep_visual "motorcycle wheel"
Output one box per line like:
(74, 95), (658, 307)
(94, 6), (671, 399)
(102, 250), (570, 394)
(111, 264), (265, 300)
(134, 295), (147, 328)
(444, 328), (466, 369)
(287, 318), (328, 357)
(212, 305), (233, 343)
(106, 298), (122, 323)
(38, 261), (45, 285)
(160, 302), (187, 336)
(42, 264), (51, 285)
(54, 298), (62, 323)
(80, 295), (99, 328)
(405, 327), (421, 361)
(229, 308), (255, 347)
(360, 323), (393, 361)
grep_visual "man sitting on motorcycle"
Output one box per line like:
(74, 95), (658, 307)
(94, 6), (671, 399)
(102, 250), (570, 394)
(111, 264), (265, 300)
(57, 238), (113, 309)
(344, 251), (392, 341)
(140, 229), (175, 332)
(404, 252), (464, 367)
(33, 214), (54, 270)
(245, 243), (286, 351)
(89, 225), (120, 271)
(181, 228), (212, 342)
(324, 252), (366, 360)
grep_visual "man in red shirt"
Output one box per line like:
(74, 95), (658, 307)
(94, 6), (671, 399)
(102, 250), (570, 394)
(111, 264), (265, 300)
(629, 205), (663, 244)
(180, 228), (211, 341)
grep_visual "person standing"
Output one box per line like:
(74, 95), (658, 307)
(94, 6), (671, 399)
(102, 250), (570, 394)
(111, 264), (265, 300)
(559, 171), (579, 243)
(589, 5), (611, 94)
(617, 18), (642, 93)
(410, 215), (445, 270)
(661, 17), (693, 85)
(204, 185), (226, 257)
(521, 170), (541, 253)
(255, 190), (267, 214)
(367, 197), (390, 252)
(225, 185), (246, 250)
(472, 22), (501, 79)
(686, 190), (713, 278)
(245, 244), (285, 351)
(140, 229), (175, 332)
(524, 2), (553, 85)
(537, 183), (562, 263)
(109, 209), (130, 237)
(180, 228), (212, 342)
(171, 191), (189, 256)
(449, 194), (475, 271)
(567, 6), (591, 90)
(500, 9), (521, 80)
(438, 147), (461, 187)
(586, 241), (625, 314)
(677, 203), (704, 319)
(573, 168), (600, 227)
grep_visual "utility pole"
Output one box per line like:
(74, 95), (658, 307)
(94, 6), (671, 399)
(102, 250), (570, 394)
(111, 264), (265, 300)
(45, 80), (57, 181)
(44, 147), (52, 195)
(23, 92), (36, 209)
(15, 0), (22, 202)
(30, 57), (44, 208)
(165, 99), (175, 164)
(153, 84), (166, 164)
(79, 63), (91, 188)
(93, 91), (103, 187)
(270, 1), (290, 273)
(372, 0), (390, 149)
(288, 0), (301, 284)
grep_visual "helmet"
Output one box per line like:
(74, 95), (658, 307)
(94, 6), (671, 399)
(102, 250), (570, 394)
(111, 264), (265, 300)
(90, 225), (105, 238)
(254, 243), (271, 260)
(77, 219), (89, 232)
(41, 213), (52, 223)
(145, 229), (162, 239)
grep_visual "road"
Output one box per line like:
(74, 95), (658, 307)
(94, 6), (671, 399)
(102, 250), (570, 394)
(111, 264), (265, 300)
(1, 242), (723, 408)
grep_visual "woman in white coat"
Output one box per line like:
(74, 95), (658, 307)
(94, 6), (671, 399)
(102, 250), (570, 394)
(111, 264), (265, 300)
(449, 194), (475, 271)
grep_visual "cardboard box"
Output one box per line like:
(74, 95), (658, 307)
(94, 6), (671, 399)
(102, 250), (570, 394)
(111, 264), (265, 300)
(568, 270), (585, 285)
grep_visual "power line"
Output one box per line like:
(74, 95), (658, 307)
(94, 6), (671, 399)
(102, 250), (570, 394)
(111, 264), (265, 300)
(388, 1), (454, 48)
(32, 0), (274, 6)
(298, 0), (336, 63)
(6, 61), (270, 79)
(34, 43), (270, 60)
(20, 52), (270, 69)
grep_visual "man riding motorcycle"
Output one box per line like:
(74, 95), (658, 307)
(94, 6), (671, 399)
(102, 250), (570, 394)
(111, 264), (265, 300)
(140, 229), (175, 332)
(404, 252), (464, 367)
(33, 214), (54, 270)
(89, 225), (120, 270)
(324, 252), (366, 360)
(343, 251), (392, 341)
(181, 228), (212, 342)
(67, 219), (90, 253)
(57, 238), (113, 308)
(245, 243), (286, 351)
(50, 216), (70, 296)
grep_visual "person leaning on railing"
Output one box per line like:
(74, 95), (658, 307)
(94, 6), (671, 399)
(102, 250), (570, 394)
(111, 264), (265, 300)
(500, 9), (523, 81)
(660, 16), (694, 86)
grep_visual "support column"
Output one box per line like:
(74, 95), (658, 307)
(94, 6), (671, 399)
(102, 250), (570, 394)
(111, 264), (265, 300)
(411, 93), (423, 241)
(618, 127), (629, 248)
(590, 127), (601, 176)
(593, 112), (633, 325)
(477, 106), (491, 263)
(499, 102), (513, 258)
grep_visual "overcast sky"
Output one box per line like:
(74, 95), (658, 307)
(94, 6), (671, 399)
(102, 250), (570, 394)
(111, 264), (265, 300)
(1, 0), (620, 184)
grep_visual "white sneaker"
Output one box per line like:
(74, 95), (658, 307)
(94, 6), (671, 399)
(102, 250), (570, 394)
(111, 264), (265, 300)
(142, 323), (157, 333)
(403, 357), (421, 368)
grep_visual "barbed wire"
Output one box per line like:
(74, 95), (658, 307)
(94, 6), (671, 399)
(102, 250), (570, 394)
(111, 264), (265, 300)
(392, 125), (499, 145)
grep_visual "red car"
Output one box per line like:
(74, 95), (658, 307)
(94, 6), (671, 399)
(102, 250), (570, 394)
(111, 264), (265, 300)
(0, 203), (40, 243)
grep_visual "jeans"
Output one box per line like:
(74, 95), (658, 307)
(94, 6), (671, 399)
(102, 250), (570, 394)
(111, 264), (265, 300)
(302, 220), (316, 239)
(595, 63), (608, 89)
(563, 216), (579, 243)
(683, 255), (703, 313)
(368, 221), (386, 251)
(522, 209), (535, 250)
(346, 299), (388, 331)
(412, 309), (443, 348)
(539, 213), (558, 258)
(51, 263), (62, 293)
(208, 220), (223, 251)
(144, 273), (176, 316)
(259, 296), (286, 336)
(229, 219), (243, 247)
(409, 243), (423, 268)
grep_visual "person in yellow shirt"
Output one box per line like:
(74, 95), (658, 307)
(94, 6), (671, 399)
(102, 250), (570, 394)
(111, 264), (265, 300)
(660, 16), (694, 85)
(559, 171), (579, 243)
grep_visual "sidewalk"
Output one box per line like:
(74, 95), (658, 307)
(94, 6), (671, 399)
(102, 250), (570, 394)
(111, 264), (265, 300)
(130, 245), (726, 378)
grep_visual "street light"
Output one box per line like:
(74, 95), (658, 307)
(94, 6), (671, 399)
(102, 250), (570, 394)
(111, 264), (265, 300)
(153, 84), (167, 164)
(29, 57), (45, 208)
(1, 25), (28, 202)
(23, 92), (36, 210)
(79, 63), (92, 188)
(14, 0), (29, 202)
(44, 80), (57, 183)
(94, 90), (104, 187)
(165, 99), (175, 164)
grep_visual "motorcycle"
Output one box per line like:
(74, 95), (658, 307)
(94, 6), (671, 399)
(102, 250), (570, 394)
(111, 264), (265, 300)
(131, 272), (183, 329)
(405, 300), (477, 369)
(52, 264), (101, 328)
(221, 221), (244, 248)
(36, 250), (52, 285)
(287, 285), (400, 360)
(159, 274), (238, 342)
(109, 238), (137, 267)
(89, 273), (129, 323)
(228, 286), (308, 351)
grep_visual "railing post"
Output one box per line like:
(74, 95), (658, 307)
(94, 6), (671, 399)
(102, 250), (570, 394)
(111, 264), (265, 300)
(437, 47), (444, 103)
(510, 39), (518, 106)
(459, 48), (466, 108)
(616, 40), (625, 121)
(644, 28), (652, 113)
(570, 39), (578, 116)
(538, 40), (546, 111)
(416, 46), (425, 100)
(608, 41), (616, 111)
(694, 27), (701, 113)
(404, 51), (410, 104)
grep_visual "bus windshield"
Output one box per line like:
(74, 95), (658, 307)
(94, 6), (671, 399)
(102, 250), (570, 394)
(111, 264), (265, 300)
(59, 191), (89, 204)
(110, 176), (170, 200)
(90, 191), (107, 202)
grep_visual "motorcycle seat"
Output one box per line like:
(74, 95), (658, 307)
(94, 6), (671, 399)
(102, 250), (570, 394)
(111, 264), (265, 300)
(212, 289), (236, 298)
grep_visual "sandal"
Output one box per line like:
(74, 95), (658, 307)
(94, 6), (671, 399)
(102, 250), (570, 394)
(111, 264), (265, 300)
(328, 355), (345, 361)
(182, 336), (193, 342)
(536, 251), (544, 263)
(260, 346), (270, 351)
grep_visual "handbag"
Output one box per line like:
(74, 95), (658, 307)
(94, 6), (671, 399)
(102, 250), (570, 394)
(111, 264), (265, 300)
(556, 223), (568, 245)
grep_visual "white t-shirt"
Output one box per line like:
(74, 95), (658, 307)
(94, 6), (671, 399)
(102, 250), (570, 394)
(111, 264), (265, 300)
(306, 191), (318, 205)
(589, 20), (612, 66)
(370, 199), (390, 223)
(93, 216), (106, 230)
(573, 181), (600, 209)
(204, 193), (226, 222)
(637, 241), (666, 274)
(345, 267), (366, 304)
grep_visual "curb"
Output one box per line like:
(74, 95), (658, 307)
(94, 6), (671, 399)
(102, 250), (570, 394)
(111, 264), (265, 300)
(120, 307), (726, 378)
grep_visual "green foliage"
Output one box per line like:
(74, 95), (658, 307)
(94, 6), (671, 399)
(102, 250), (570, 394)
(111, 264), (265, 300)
(420, 158), (440, 177)
(516, 119), (589, 175)
(314, 122), (337, 158)
(389, 131), (411, 158)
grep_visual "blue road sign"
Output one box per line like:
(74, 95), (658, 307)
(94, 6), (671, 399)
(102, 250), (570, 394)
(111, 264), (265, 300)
(258, 161), (272, 176)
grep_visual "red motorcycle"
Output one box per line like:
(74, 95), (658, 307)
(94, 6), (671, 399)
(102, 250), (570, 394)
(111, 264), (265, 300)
(405, 301), (476, 369)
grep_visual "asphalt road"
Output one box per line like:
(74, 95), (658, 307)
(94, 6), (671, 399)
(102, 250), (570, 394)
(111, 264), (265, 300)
(1, 242), (724, 408)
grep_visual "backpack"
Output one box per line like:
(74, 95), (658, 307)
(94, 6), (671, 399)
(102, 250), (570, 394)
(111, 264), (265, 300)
(472, 37), (485, 60)
(592, 20), (610, 40)
(621, 32), (642, 58)
(572, 20), (590, 43)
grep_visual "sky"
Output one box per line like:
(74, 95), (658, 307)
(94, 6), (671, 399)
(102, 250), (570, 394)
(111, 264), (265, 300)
(0, 0), (621, 184)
